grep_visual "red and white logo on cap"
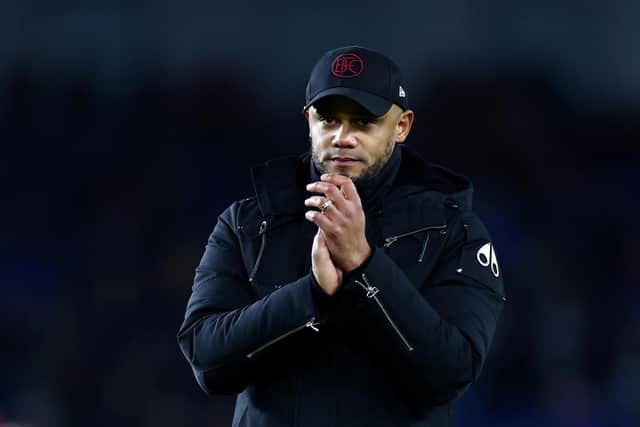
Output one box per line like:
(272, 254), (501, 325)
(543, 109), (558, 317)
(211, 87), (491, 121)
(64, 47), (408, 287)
(331, 53), (364, 78)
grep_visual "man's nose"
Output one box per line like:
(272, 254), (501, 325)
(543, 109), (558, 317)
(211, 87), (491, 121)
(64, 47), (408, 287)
(332, 121), (356, 147)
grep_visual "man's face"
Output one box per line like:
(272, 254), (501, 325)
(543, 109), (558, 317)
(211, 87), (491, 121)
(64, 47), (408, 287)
(305, 96), (413, 183)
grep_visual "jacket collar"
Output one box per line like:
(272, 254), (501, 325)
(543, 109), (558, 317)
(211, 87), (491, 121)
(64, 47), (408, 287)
(250, 153), (310, 218)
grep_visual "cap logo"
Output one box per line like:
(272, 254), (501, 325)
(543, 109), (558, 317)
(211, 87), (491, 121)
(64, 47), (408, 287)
(399, 85), (406, 98)
(331, 53), (364, 78)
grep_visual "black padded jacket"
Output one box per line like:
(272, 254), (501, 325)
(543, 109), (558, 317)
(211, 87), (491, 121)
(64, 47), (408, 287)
(177, 145), (505, 427)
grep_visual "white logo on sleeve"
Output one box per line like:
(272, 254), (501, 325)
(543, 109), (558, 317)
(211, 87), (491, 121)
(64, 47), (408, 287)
(477, 243), (500, 278)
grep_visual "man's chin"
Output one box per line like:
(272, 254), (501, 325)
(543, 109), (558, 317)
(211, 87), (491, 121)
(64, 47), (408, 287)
(325, 164), (364, 180)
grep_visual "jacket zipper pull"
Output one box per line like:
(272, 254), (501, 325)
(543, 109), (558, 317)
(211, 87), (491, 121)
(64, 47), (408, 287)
(355, 274), (379, 298)
(383, 237), (398, 248)
(306, 318), (320, 332)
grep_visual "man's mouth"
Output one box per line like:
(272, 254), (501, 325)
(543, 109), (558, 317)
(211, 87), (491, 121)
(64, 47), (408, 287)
(329, 156), (361, 166)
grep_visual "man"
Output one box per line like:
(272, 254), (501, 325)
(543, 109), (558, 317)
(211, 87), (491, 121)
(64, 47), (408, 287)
(177, 45), (505, 427)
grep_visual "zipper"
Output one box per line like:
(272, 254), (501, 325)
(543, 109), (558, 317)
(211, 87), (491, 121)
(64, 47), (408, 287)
(354, 274), (414, 352)
(417, 231), (431, 263)
(246, 317), (319, 359)
(384, 224), (447, 248)
(249, 220), (268, 283)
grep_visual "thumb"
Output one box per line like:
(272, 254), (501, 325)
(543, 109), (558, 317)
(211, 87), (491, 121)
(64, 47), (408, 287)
(313, 229), (330, 260)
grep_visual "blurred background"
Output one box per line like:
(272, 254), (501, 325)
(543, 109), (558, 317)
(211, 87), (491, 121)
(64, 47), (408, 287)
(1, 1), (639, 426)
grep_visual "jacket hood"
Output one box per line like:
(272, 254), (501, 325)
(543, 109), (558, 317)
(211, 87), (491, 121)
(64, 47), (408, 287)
(393, 145), (474, 210)
(250, 145), (474, 217)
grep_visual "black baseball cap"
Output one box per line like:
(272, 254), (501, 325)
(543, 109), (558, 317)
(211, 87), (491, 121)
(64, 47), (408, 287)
(303, 45), (409, 117)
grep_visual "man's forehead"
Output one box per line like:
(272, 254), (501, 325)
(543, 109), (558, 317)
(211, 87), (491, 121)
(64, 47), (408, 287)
(312, 96), (378, 117)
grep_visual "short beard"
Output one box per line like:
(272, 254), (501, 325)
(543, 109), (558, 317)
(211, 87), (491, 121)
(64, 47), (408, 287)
(311, 137), (396, 184)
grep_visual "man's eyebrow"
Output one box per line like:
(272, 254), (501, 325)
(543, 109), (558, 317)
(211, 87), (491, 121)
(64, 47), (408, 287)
(314, 108), (377, 120)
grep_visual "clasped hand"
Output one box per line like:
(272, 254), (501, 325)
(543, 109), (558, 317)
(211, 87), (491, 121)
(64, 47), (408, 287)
(304, 174), (372, 295)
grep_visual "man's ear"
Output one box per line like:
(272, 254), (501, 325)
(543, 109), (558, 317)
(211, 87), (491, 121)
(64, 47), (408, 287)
(394, 109), (414, 143)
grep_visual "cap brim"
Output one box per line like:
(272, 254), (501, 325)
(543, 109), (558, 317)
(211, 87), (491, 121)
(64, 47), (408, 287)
(304, 87), (392, 117)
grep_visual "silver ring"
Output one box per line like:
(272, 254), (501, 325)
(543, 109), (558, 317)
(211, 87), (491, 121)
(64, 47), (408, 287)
(320, 199), (333, 212)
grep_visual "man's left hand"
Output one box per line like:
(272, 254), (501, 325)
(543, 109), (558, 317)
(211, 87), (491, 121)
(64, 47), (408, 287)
(304, 174), (372, 272)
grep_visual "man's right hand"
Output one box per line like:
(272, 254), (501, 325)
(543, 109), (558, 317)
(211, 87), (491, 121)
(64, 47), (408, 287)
(311, 228), (343, 296)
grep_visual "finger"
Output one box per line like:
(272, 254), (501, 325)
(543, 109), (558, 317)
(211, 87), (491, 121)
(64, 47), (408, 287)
(306, 182), (347, 210)
(320, 174), (362, 206)
(316, 228), (327, 246)
(312, 229), (319, 255)
(304, 196), (346, 223)
(313, 229), (331, 263)
(304, 195), (338, 211)
(305, 210), (341, 237)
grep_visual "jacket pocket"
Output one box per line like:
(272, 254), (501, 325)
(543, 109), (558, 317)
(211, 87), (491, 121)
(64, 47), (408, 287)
(248, 220), (268, 284)
(240, 218), (315, 299)
(383, 225), (448, 288)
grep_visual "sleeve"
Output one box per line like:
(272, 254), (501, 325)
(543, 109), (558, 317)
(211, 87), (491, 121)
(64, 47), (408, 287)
(339, 212), (505, 406)
(176, 203), (319, 395)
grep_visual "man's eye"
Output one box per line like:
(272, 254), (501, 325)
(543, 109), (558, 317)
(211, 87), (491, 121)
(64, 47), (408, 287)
(319, 116), (335, 124)
(356, 118), (374, 126)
